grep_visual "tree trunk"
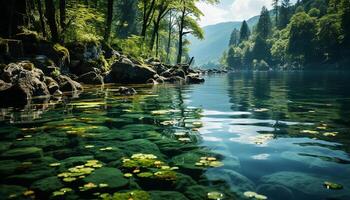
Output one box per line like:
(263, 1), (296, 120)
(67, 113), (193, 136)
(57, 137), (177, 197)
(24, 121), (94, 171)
(155, 32), (159, 57)
(36, 0), (46, 37)
(176, 8), (185, 64)
(104, 0), (114, 42)
(141, 0), (156, 38)
(45, 0), (59, 42)
(150, 20), (160, 50)
(166, 11), (172, 63)
(59, 0), (66, 31)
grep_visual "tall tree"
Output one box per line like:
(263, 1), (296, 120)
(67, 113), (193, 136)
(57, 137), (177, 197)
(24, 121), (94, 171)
(256, 6), (272, 39)
(278, 0), (291, 29)
(150, 0), (172, 51)
(272, 0), (279, 26)
(229, 28), (240, 46)
(59, 0), (66, 30)
(166, 10), (176, 63)
(115, 0), (138, 38)
(140, 0), (157, 38)
(104, 0), (114, 42)
(239, 20), (250, 43)
(45, 0), (59, 42)
(36, 0), (46, 37)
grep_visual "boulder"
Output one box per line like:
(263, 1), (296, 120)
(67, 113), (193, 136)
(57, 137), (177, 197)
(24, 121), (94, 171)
(109, 60), (156, 83)
(55, 75), (83, 93)
(77, 71), (104, 85)
(32, 55), (59, 75)
(31, 176), (64, 195)
(117, 86), (137, 95)
(186, 74), (205, 84)
(0, 62), (50, 106)
(44, 76), (60, 94)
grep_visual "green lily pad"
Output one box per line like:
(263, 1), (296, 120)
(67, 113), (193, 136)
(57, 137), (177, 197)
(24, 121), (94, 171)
(207, 191), (224, 200)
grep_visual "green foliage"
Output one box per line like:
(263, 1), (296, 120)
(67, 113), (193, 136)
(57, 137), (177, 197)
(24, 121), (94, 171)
(229, 28), (240, 46)
(308, 8), (321, 17)
(64, 4), (104, 43)
(112, 35), (149, 60)
(287, 12), (317, 63)
(318, 14), (342, 60)
(226, 46), (243, 69)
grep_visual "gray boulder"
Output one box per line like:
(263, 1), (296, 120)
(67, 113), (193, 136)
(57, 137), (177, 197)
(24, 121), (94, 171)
(109, 60), (156, 83)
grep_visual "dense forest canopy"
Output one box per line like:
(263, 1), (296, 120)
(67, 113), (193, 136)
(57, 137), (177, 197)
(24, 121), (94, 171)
(222, 0), (350, 70)
(0, 0), (219, 65)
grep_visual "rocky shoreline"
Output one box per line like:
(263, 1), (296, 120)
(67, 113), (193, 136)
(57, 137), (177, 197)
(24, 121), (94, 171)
(0, 32), (207, 107)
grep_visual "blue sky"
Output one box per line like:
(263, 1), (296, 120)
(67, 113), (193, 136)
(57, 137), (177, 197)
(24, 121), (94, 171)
(197, 0), (297, 27)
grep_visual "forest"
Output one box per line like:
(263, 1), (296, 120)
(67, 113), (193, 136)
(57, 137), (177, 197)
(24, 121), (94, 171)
(0, 0), (218, 65)
(222, 0), (350, 70)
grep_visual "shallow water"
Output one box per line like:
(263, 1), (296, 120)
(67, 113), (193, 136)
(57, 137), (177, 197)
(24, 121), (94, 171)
(1, 71), (350, 200)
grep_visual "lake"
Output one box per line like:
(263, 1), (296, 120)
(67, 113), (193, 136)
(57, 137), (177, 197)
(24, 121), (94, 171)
(1, 71), (350, 200)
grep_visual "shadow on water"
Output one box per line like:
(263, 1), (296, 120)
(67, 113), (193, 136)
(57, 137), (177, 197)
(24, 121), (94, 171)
(1, 71), (350, 200)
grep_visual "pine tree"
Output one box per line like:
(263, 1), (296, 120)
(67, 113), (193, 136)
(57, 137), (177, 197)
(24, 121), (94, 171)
(278, 0), (291, 29)
(256, 6), (272, 39)
(272, 0), (279, 26)
(239, 20), (250, 43)
(229, 28), (240, 46)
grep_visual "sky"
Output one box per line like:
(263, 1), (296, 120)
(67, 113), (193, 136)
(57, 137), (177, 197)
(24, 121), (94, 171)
(197, 0), (296, 27)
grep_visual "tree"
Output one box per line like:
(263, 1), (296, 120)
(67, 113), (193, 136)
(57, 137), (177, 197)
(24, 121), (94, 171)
(239, 20), (250, 42)
(140, 0), (157, 38)
(318, 14), (342, 61)
(272, 0), (279, 26)
(252, 35), (271, 62)
(256, 6), (272, 39)
(278, 0), (291, 29)
(115, 0), (138, 38)
(36, 0), (46, 37)
(104, 0), (114, 42)
(59, 0), (66, 31)
(45, 0), (59, 42)
(226, 46), (243, 69)
(287, 12), (317, 63)
(229, 28), (240, 46)
(340, 0), (350, 48)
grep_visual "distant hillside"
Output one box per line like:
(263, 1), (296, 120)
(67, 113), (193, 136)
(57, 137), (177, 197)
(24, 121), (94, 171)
(188, 15), (259, 67)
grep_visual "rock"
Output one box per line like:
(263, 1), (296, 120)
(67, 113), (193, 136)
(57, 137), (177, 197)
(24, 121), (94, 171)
(0, 185), (26, 199)
(31, 176), (64, 195)
(109, 60), (156, 83)
(0, 39), (24, 60)
(12, 135), (69, 151)
(55, 75), (83, 93)
(77, 71), (104, 85)
(203, 169), (255, 194)
(184, 185), (235, 200)
(60, 155), (95, 169)
(117, 86), (137, 95)
(120, 139), (162, 157)
(260, 171), (350, 196)
(83, 167), (128, 189)
(15, 31), (40, 54)
(186, 74), (205, 84)
(165, 76), (185, 83)
(1, 147), (43, 159)
(257, 184), (294, 200)
(44, 76), (60, 94)
(150, 191), (189, 200)
(52, 43), (70, 68)
(0, 62), (49, 106)
(0, 160), (21, 176)
(32, 55), (59, 75)
(6, 169), (55, 184)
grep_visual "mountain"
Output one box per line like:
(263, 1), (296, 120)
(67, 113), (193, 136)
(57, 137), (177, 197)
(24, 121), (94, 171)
(188, 15), (259, 68)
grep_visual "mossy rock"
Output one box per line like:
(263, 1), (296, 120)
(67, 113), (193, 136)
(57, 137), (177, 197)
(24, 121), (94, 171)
(120, 139), (162, 157)
(83, 167), (128, 189)
(6, 169), (55, 185)
(150, 191), (189, 200)
(0, 184), (26, 200)
(31, 176), (64, 195)
(1, 147), (43, 159)
(184, 185), (215, 200)
(103, 190), (151, 200)
(53, 44), (69, 60)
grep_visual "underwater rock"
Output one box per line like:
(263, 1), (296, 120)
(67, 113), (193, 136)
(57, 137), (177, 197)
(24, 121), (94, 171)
(203, 169), (255, 194)
(184, 185), (234, 200)
(31, 176), (64, 195)
(0, 185), (27, 200)
(121, 139), (162, 156)
(44, 76), (60, 94)
(83, 167), (128, 189)
(186, 73), (205, 84)
(60, 155), (95, 169)
(0, 160), (21, 176)
(6, 169), (55, 184)
(150, 191), (189, 200)
(256, 184), (294, 200)
(12, 135), (69, 151)
(259, 171), (350, 196)
(1, 147), (43, 159)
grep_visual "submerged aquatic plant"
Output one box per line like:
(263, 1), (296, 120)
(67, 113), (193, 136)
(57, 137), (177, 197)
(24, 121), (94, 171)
(57, 160), (103, 182)
(52, 188), (73, 197)
(101, 190), (151, 200)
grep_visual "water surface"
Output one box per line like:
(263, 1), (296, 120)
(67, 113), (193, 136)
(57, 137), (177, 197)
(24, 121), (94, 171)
(1, 71), (350, 200)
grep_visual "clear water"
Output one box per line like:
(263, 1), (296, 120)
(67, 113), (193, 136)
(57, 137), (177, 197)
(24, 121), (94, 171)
(1, 71), (350, 200)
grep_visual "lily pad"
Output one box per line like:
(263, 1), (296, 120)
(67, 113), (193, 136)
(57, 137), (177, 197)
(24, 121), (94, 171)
(207, 191), (224, 200)
(323, 181), (343, 190)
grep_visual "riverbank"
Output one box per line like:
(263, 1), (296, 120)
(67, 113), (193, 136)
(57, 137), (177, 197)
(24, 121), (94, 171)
(0, 32), (206, 108)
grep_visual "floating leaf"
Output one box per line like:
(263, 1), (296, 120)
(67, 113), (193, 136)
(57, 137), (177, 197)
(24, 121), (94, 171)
(49, 163), (61, 167)
(124, 173), (133, 178)
(243, 191), (267, 200)
(207, 191), (224, 200)
(301, 130), (319, 134)
(63, 177), (77, 182)
(324, 181), (343, 190)
(323, 132), (338, 137)
(85, 145), (95, 148)
(23, 190), (34, 196)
